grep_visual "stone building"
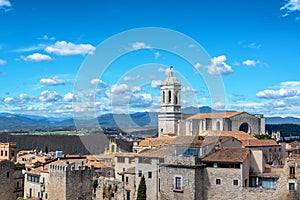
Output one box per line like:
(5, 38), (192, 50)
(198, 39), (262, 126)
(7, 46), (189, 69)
(24, 158), (94, 200)
(0, 159), (15, 200)
(158, 68), (265, 137)
(0, 142), (17, 162)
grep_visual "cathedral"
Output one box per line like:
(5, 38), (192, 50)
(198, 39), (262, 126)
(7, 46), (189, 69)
(158, 67), (265, 137)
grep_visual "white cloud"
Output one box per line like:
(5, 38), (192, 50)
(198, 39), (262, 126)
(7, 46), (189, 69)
(212, 102), (226, 110)
(39, 35), (55, 41)
(131, 42), (152, 50)
(90, 78), (107, 87)
(123, 75), (142, 81)
(281, 0), (300, 16)
(0, 0), (11, 8)
(39, 90), (62, 102)
(40, 76), (65, 86)
(194, 63), (202, 69)
(20, 53), (52, 62)
(182, 86), (197, 96)
(158, 67), (172, 75)
(4, 97), (14, 104)
(131, 86), (142, 92)
(45, 41), (95, 56)
(154, 52), (160, 59)
(242, 59), (260, 67)
(0, 59), (6, 65)
(232, 61), (241, 66)
(151, 80), (161, 89)
(256, 88), (298, 99)
(247, 43), (261, 49)
(188, 44), (195, 48)
(207, 55), (234, 76)
(63, 93), (73, 102)
(19, 93), (29, 100)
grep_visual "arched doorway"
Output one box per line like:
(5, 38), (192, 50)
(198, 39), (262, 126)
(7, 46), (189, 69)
(239, 123), (250, 133)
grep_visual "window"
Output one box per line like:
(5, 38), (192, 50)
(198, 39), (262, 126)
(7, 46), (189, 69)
(138, 170), (142, 177)
(7, 172), (9, 178)
(168, 90), (172, 103)
(279, 148), (281, 152)
(17, 181), (19, 189)
(11, 151), (14, 157)
(274, 148), (276, 152)
(128, 157), (134, 163)
(148, 171), (152, 179)
(174, 176), (182, 190)
(289, 183), (295, 190)
(290, 167), (295, 178)
(233, 180), (238, 186)
(5, 151), (7, 156)
(117, 157), (125, 163)
(38, 192), (40, 197)
(126, 191), (130, 200)
(125, 176), (129, 183)
(216, 179), (221, 185)
(160, 128), (163, 133)
(29, 188), (32, 198)
(162, 91), (165, 103)
(121, 175), (124, 182)
(45, 193), (48, 199)
(1, 150), (3, 156)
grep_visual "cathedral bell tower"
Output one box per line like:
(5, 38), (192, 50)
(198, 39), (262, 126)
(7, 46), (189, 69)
(158, 67), (181, 136)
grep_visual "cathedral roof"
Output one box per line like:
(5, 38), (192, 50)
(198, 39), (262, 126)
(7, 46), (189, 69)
(202, 147), (250, 163)
(186, 112), (243, 119)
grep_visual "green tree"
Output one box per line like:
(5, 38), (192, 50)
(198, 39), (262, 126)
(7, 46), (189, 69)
(92, 179), (98, 193)
(137, 175), (147, 200)
(254, 134), (272, 140)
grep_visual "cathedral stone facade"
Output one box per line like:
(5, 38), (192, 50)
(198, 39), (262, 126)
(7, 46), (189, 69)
(158, 68), (265, 137)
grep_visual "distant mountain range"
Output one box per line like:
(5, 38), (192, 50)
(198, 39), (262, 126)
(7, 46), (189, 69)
(0, 107), (300, 130)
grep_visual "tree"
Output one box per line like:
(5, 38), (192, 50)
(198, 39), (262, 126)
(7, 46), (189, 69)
(92, 179), (98, 193)
(137, 175), (147, 200)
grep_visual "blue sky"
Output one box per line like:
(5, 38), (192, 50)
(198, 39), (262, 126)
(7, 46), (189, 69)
(0, 0), (300, 118)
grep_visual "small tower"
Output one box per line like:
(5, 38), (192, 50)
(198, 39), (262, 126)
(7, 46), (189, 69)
(158, 67), (181, 136)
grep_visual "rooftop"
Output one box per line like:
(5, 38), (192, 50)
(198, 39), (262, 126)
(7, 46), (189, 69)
(137, 146), (175, 158)
(202, 147), (250, 163)
(138, 136), (174, 147)
(187, 112), (243, 119)
(242, 139), (280, 147)
(200, 130), (257, 141)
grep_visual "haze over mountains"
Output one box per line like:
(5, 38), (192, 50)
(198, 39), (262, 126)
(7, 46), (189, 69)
(0, 106), (299, 130)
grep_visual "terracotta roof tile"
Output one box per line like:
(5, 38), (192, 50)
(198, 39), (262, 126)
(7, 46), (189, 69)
(138, 136), (174, 147)
(137, 146), (175, 158)
(202, 147), (250, 163)
(85, 161), (107, 169)
(170, 136), (204, 147)
(241, 139), (280, 147)
(187, 112), (243, 119)
(200, 130), (257, 141)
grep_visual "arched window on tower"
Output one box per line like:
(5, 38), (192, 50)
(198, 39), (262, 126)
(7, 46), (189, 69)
(175, 91), (178, 104)
(162, 91), (165, 103)
(168, 90), (172, 103)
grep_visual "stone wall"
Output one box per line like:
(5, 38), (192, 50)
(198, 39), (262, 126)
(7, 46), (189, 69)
(135, 157), (160, 200)
(159, 156), (204, 200)
(230, 113), (261, 134)
(0, 160), (15, 200)
(94, 179), (124, 200)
